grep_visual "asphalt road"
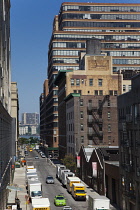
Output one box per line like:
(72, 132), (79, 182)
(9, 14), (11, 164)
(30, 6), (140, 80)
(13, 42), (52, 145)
(26, 150), (88, 210)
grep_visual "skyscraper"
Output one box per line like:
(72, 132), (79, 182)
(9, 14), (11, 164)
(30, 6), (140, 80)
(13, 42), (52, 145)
(40, 2), (140, 152)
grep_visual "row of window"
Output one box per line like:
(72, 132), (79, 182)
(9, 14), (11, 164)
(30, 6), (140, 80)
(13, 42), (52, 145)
(53, 58), (79, 64)
(86, 124), (112, 132)
(54, 34), (140, 41)
(62, 5), (140, 12)
(64, 29), (139, 33)
(71, 78), (103, 86)
(53, 57), (140, 66)
(51, 66), (140, 75)
(123, 85), (131, 92)
(53, 42), (140, 49)
(113, 59), (140, 65)
(67, 108), (112, 122)
(62, 13), (140, 20)
(53, 42), (85, 48)
(113, 67), (140, 73)
(109, 51), (140, 56)
(62, 21), (140, 28)
(53, 50), (140, 57)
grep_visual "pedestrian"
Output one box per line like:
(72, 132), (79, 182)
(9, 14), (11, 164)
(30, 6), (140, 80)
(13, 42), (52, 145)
(15, 197), (20, 210)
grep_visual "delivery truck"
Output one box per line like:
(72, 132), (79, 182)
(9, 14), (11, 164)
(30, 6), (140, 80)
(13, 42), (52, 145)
(32, 198), (50, 210)
(26, 165), (34, 170)
(61, 171), (75, 187)
(71, 183), (86, 201)
(28, 180), (42, 198)
(27, 168), (37, 173)
(59, 169), (70, 182)
(66, 176), (81, 193)
(56, 164), (66, 179)
(88, 193), (110, 210)
(26, 172), (38, 182)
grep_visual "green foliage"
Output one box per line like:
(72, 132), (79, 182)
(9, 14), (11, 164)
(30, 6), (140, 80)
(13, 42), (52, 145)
(61, 154), (76, 173)
(18, 137), (39, 145)
(18, 138), (29, 145)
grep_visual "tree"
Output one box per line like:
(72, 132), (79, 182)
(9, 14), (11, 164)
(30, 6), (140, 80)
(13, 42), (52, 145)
(61, 154), (76, 173)
(18, 138), (28, 145)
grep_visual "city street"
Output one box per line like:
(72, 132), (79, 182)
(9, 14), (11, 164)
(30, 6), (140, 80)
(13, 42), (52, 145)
(26, 150), (88, 210)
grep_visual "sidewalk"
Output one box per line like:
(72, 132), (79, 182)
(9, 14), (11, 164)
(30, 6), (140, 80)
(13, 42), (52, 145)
(12, 166), (31, 210)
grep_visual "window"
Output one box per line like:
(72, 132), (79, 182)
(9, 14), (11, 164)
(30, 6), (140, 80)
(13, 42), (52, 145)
(76, 79), (80, 86)
(98, 79), (103, 86)
(89, 79), (93, 86)
(80, 124), (84, 131)
(109, 90), (113, 95)
(108, 124), (111, 132)
(53, 90), (58, 95)
(81, 136), (84, 143)
(108, 111), (111, 119)
(123, 85), (126, 92)
(80, 111), (83, 119)
(73, 90), (77, 93)
(128, 85), (131, 91)
(81, 79), (84, 84)
(78, 90), (82, 94)
(71, 78), (74, 86)
(80, 99), (83, 106)
(114, 90), (118, 96)
(95, 90), (98, 95)
(108, 136), (111, 144)
(99, 90), (103, 95)
(108, 100), (110, 107)
(88, 91), (90, 94)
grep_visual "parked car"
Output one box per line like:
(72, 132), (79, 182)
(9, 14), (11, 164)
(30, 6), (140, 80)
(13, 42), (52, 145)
(46, 176), (54, 184)
(41, 154), (46, 158)
(54, 195), (66, 206)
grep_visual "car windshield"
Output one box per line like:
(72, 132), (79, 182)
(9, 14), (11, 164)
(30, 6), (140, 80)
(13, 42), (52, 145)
(76, 190), (85, 193)
(47, 176), (53, 179)
(57, 196), (64, 200)
(31, 191), (42, 197)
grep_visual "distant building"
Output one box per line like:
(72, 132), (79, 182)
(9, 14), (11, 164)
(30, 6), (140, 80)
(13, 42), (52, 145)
(21, 112), (39, 125)
(19, 113), (39, 136)
(118, 74), (140, 210)
(19, 125), (29, 135)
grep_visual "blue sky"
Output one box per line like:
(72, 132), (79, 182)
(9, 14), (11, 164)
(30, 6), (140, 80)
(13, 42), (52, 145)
(10, 0), (140, 120)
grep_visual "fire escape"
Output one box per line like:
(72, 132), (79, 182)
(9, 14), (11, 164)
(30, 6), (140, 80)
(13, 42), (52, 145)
(87, 95), (110, 145)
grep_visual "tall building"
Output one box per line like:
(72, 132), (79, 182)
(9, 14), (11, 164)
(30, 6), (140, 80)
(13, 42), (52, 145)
(118, 74), (140, 210)
(54, 39), (123, 158)
(21, 112), (39, 125)
(0, 1), (19, 209)
(41, 2), (140, 154)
